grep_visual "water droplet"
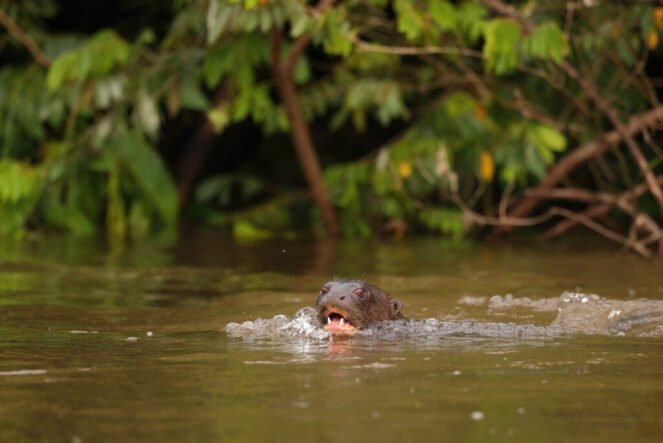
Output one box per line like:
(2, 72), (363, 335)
(470, 411), (484, 421)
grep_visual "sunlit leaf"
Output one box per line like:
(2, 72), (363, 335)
(479, 150), (494, 182)
(134, 91), (161, 139)
(484, 19), (521, 75)
(429, 0), (456, 32)
(523, 22), (569, 63)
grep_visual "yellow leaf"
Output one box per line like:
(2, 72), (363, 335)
(647, 31), (659, 50)
(480, 150), (494, 182)
(611, 24), (620, 39)
(655, 7), (663, 30)
(474, 104), (487, 121)
(398, 162), (412, 178)
(166, 84), (181, 117)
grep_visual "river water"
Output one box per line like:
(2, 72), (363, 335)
(0, 233), (662, 442)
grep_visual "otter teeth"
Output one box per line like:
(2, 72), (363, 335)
(326, 315), (347, 326)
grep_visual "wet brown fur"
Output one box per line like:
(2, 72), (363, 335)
(316, 280), (404, 329)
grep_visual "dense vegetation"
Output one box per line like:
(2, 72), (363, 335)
(1, 0), (663, 255)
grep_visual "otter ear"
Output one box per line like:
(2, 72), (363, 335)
(390, 299), (403, 317)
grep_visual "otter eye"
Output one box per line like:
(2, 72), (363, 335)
(353, 288), (365, 299)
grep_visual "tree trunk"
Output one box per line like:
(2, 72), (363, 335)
(270, 28), (340, 236)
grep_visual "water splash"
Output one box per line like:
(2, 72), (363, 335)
(226, 307), (329, 340)
(226, 291), (663, 341)
(552, 291), (663, 336)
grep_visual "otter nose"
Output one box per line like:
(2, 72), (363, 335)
(339, 296), (345, 300)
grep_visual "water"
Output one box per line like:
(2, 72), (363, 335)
(1, 234), (662, 442)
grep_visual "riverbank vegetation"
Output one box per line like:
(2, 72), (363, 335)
(1, 0), (662, 255)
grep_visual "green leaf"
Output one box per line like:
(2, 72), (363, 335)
(429, 0), (456, 32)
(134, 91), (161, 139)
(457, 2), (487, 43)
(46, 30), (130, 91)
(319, 9), (353, 56)
(207, 103), (230, 132)
(443, 91), (477, 117)
(394, 0), (425, 41)
(110, 132), (178, 226)
(484, 19), (521, 75)
(529, 124), (567, 152)
(128, 201), (152, 238)
(181, 74), (210, 111)
(523, 22), (569, 63)
(419, 208), (463, 237)
(106, 163), (127, 241)
(290, 12), (312, 38)
(293, 56), (312, 85)
(233, 220), (273, 239)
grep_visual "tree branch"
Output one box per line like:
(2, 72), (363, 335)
(270, 22), (340, 236)
(482, 0), (663, 226)
(0, 9), (50, 67)
(284, 0), (335, 74)
(544, 204), (612, 240)
(453, 192), (652, 256)
(525, 181), (663, 253)
(348, 35), (483, 58)
(505, 105), (663, 223)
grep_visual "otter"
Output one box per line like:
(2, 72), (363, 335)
(316, 280), (404, 334)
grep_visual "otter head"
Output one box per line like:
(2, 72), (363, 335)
(316, 280), (404, 334)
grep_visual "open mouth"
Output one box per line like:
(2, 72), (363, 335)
(321, 306), (357, 334)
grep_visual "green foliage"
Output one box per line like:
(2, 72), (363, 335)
(338, 80), (408, 129)
(419, 208), (463, 238)
(429, 0), (456, 32)
(456, 2), (488, 43)
(484, 19), (522, 75)
(394, 0), (427, 42)
(316, 8), (353, 56)
(47, 30), (130, 91)
(0, 160), (43, 236)
(523, 22), (569, 63)
(110, 131), (178, 228)
(0, 0), (658, 240)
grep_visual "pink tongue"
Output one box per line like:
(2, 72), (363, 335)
(325, 317), (356, 333)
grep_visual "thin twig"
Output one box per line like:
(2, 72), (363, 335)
(498, 180), (515, 221)
(0, 9), (50, 67)
(454, 192), (652, 256)
(544, 204), (612, 239)
(550, 208), (651, 257)
(349, 35), (483, 58)
(504, 105), (663, 224)
(482, 0), (663, 225)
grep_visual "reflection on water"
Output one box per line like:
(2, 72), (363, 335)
(1, 234), (662, 442)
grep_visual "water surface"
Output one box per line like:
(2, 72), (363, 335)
(1, 234), (662, 442)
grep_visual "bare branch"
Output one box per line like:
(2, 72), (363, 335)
(0, 9), (50, 67)
(270, 21), (340, 235)
(482, 0), (663, 224)
(349, 36), (483, 58)
(505, 105), (663, 223)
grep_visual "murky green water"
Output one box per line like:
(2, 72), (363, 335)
(1, 233), (662, 442)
